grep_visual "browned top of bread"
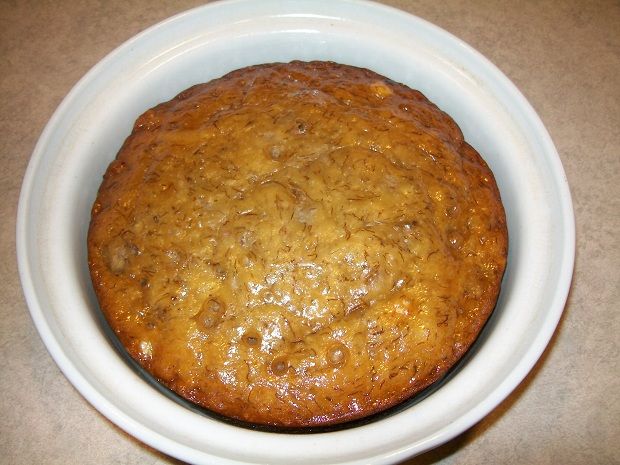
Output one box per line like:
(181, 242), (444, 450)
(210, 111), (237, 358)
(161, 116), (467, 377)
(88, 61), (507, 427)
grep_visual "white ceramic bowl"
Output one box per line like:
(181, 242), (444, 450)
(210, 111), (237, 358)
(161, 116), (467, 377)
(17, 0), (574, 463)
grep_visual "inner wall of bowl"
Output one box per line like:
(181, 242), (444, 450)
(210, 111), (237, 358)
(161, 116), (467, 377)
(34, 12), (561, 465)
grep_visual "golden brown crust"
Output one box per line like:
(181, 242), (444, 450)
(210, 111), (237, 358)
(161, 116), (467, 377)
(88, 61), (507, 427)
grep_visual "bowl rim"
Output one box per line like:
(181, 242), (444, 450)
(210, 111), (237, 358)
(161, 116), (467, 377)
(17, 0), (575, 463)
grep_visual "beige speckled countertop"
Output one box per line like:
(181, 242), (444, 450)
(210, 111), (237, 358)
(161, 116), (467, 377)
(1, 1), (618, 464)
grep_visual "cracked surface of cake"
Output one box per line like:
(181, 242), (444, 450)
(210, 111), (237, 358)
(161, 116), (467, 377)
(88, 61), (508, 427)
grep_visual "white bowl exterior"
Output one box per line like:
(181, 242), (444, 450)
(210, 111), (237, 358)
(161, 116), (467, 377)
(17, 1), (574, 464)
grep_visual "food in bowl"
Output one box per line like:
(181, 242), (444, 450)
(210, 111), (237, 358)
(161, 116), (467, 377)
(87, 61), (508, 427)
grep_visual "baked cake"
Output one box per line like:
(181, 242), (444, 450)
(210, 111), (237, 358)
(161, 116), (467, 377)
(88, 61), (507, 427)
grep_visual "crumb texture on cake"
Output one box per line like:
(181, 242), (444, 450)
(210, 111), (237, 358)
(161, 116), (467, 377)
(88, 61), (507, 427)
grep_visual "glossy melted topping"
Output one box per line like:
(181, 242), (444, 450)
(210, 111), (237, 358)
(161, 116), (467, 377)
(88, 61), (507, 427)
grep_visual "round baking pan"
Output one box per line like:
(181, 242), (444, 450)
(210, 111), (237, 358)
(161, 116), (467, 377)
(17, 1), (574, 463)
